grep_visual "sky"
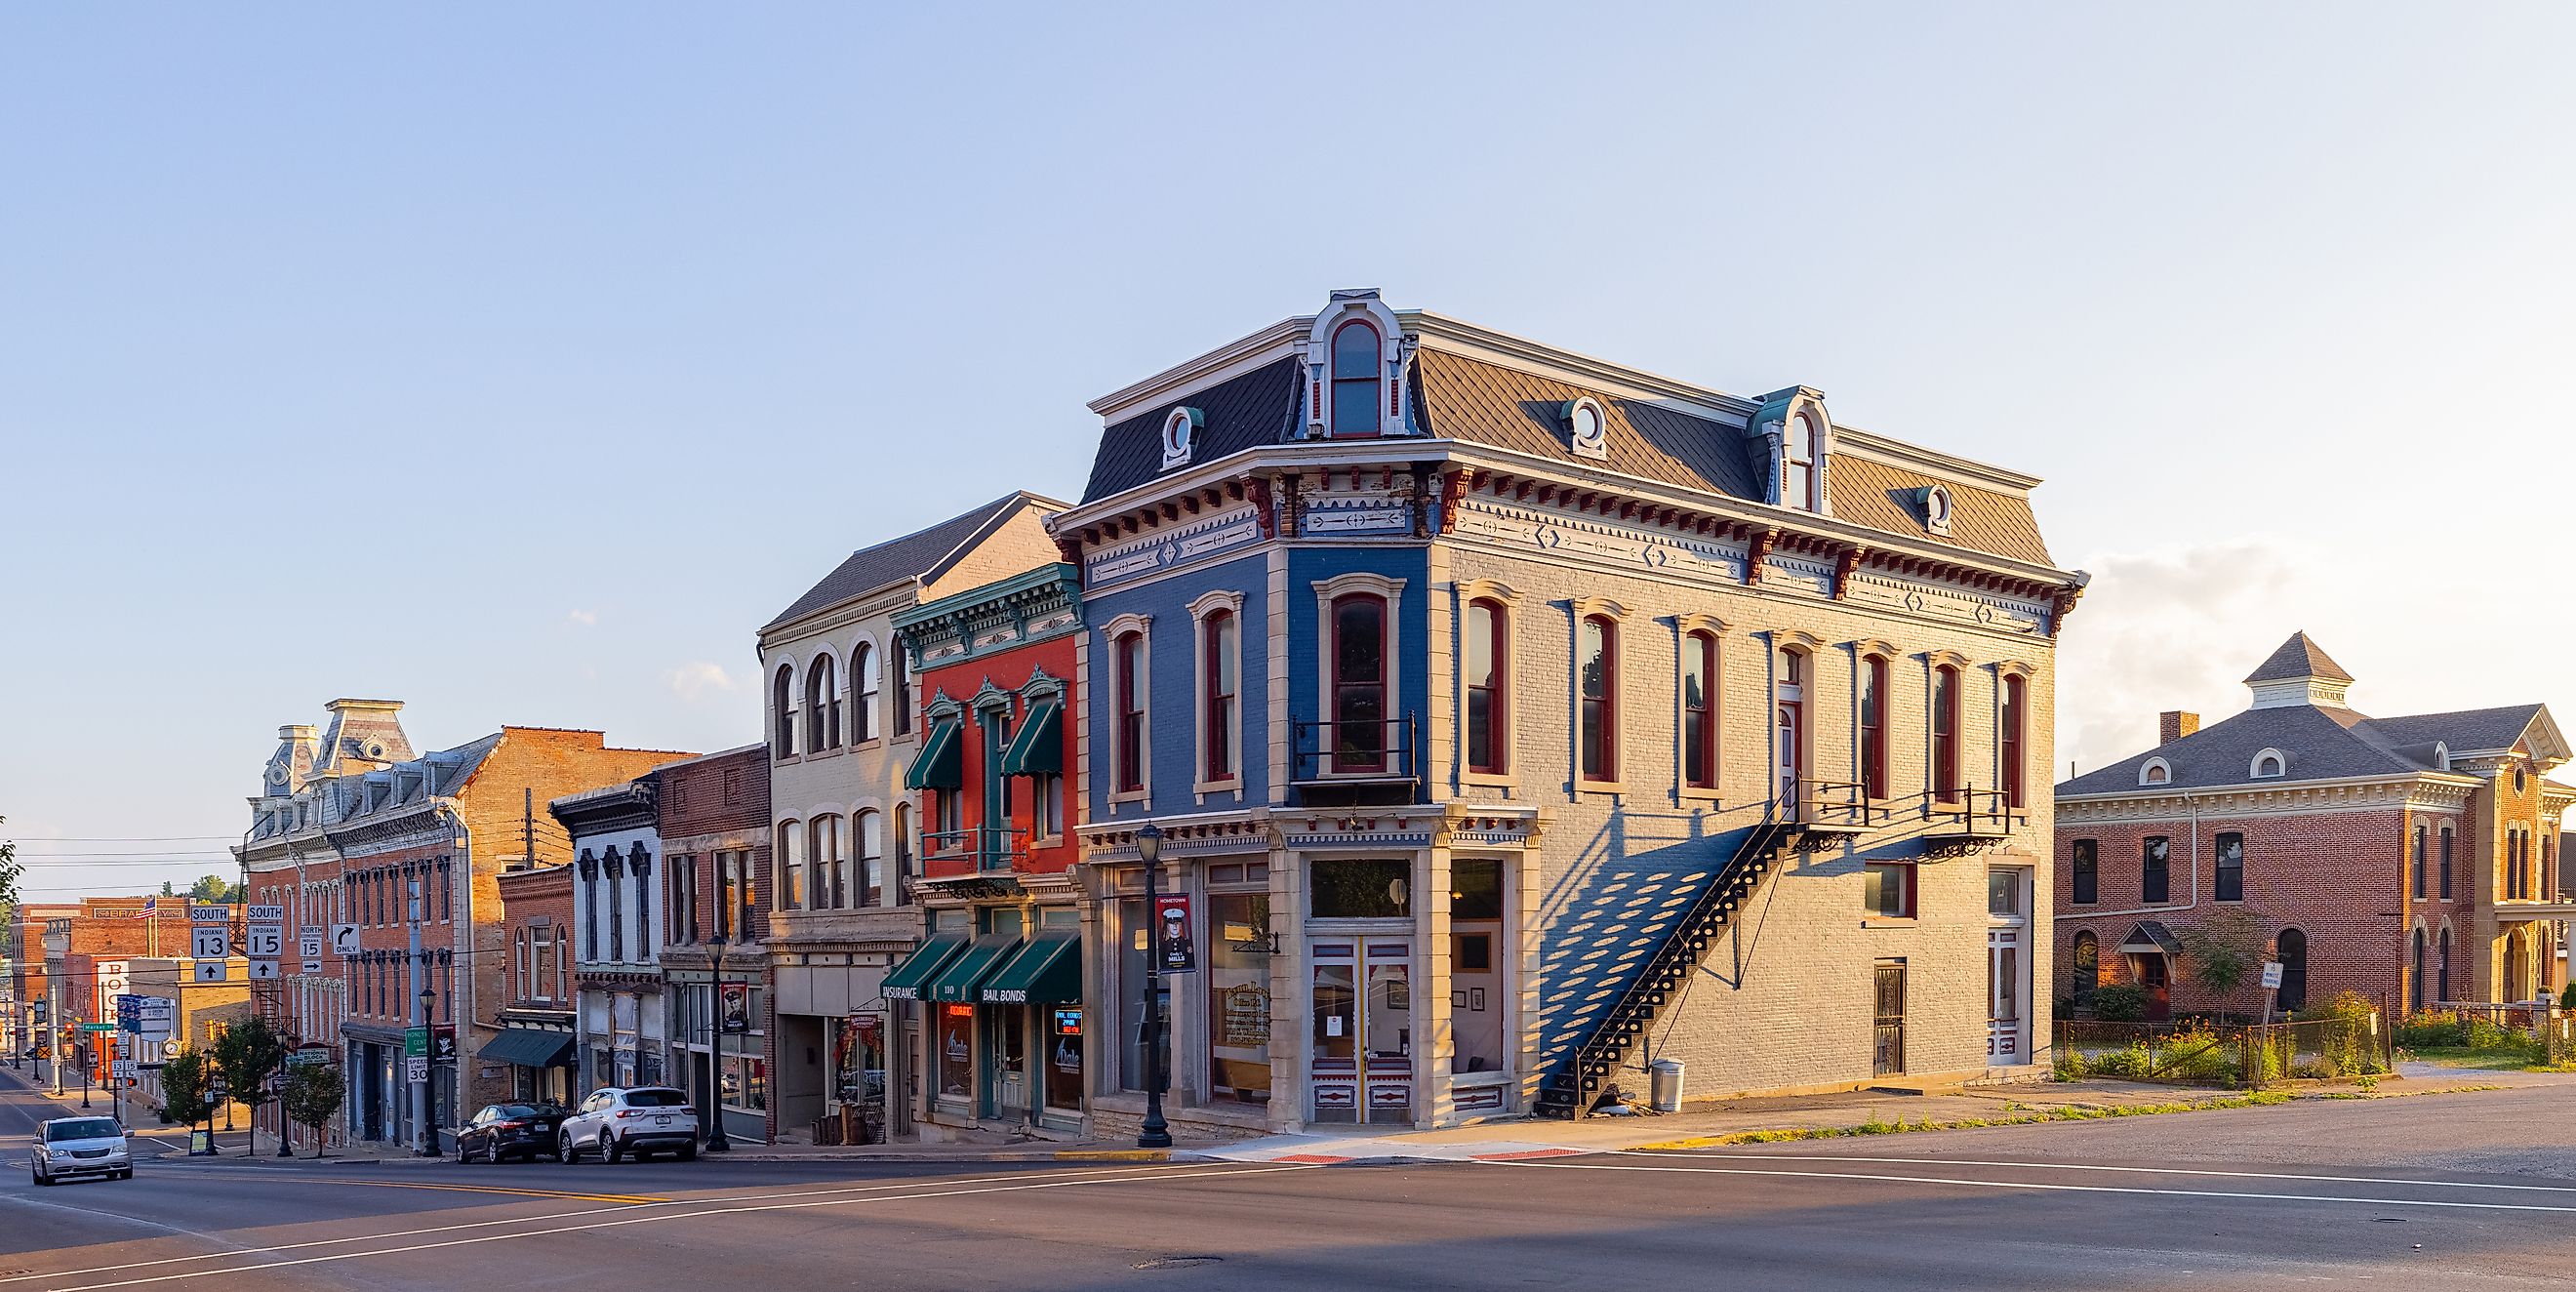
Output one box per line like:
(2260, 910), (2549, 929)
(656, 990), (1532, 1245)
(5, 4), (2574, 899)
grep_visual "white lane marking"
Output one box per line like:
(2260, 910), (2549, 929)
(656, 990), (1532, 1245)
(1486, 1157), (2576, 1215)
(1630, 1150), (2576, 1194)
(5, 1163), (1185, 1286)
(46, 1163), (1317, 1291)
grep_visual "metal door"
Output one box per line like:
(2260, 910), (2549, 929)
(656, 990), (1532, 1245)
(1872, 961), (1906, 1077)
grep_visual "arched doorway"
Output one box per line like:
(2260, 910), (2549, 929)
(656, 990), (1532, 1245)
(2410, 930), (2427, 1011)
(2072, 931), (2099, 1012)
(2274, 928), (2307, 1014)
(2504, 925), (2538, 1002)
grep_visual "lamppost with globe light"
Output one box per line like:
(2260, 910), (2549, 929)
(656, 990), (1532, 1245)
(1135, 824), (1171, 1150)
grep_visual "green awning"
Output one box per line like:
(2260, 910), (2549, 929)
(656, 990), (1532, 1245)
(881, 934), (970, 1001)
(979, 932), (1080, 1004)
(905, 716), (963, 790)
(929, 933), (1021, 1004)
(477, 1028), (574, 1069)
(998, 698), (1064, 776)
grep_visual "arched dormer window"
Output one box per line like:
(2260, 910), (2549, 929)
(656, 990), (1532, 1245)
(2250, 747), (2286, 779)
(806, 653), (840, 751)
(1330, 318), (1382, 437)
(2140, 757), (2172, 787)
(773, 663), (796, 760)
(1784, 411), (1822, 512)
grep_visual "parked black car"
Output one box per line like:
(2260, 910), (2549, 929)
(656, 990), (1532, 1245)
(456, 1103), (567, 1164)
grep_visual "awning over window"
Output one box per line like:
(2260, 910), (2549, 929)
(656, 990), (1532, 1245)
(2118, 920), (2183, 955)
(999, 698), (1064, 777)
(905, 716), (963, 790)
(980, 932), (1080, 1005)
(881, 933), (970, 1001)
(930, 933), (1022, 1004)
(477, 1028), (574, 1069)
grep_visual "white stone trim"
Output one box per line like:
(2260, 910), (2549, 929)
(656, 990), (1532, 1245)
(2138, 756), (2173, 787)
(1312, 573), (1407, 779)
(1189, 589), (1247, 798)
(1100, 613), (1153, 806)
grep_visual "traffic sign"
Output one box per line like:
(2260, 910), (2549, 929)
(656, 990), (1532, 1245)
(330, 924), (359, 956)
(161, 1038), (182, 1060)
(2261, 961), (2285, 989)
(245, 905), (285, 923)
(246, 924), (284, 958)
(195, 960), (228, 983)
(190, 926), (229, 959)
(301, 960), (323, 974)
(300, 927), (325, 959)
(405, 1056), (428, 1083)
(404, 1027), (428, 1058)
(78, 1022), (115, 1033)
(188, 905), (229, 923)
(246, 960), (279, 981)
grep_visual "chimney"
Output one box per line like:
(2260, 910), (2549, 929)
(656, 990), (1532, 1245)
(2159, 711), (2200, 745)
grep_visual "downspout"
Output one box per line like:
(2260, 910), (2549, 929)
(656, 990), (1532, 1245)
(432, 799), (471, 1147)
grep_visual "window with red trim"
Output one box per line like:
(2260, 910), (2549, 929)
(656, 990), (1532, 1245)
(1466, 599), (1506, 775)
(1859, 654), (1889, 800)
(1682, 629), (1717, 788)
(1203, 610), (1237, 782)
(1330, 320), (1382, 437)
(1932, 664), (1961, 803)
(1114, 630), (1147, 793)
(2001, 673), (2027, 808)
(1579, 615), (1617, 782)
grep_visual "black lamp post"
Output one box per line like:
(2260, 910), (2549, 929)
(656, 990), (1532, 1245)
(78, 1042), (92, 1109)
(1135, 824), (1172, 1150)
(417, 989), (439, 1157)
(276, 1033), (299, 1157)
(704, 936), (732, 1152)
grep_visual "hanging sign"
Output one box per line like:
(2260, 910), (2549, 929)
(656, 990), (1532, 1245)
(719, 982), (751, 1034)
(1154, 893), (1196, 974)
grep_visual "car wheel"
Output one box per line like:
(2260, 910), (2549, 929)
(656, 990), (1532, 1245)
(600, 1132), (623, 1165)
(557, 1132), (579, 1164)
(115, 1169), (132, 1181)
(677, 1144), (698, 1162)
(31, 1166), (49, 1187)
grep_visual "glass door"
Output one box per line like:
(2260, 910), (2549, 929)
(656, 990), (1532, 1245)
(1987, 868), (2029, 1066)
(1309, 938), (1412, 1125)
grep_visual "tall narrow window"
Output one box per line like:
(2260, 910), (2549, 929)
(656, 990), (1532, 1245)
(2071, 839), (2098, 905)
(1466, 599), (1506, 775)
(773, 665), (796, 759)
(894, 647), (913, 736)
(1682, 629), (1717, 788)
(1782, 412), (1820, 511)
(1774, 647), (1805, 811)
(2214, 831), (2244, 902)
(892, 803), (913, 904)
(778, 821), (805, 911)
(2413, 824), (2428, 899)
(853, 643), (879, 744)
(1330, 319), (1382, 437)
(1203, 610), (1237, 782)
(1579, 615), (1617, 783)
(2000, 673), (2027, 809)
(806, 655), (839, 751)
(812, 816), (843, 909)
(1333, 594), (1389, 773)
(2142, 836), (2170, 904)
(2072, 931), (2098, 1008)
(2436, 926), (2451, 1000)
(1931, 664), (1961, 803)
(2439, 827), (2454, 899)
(1114, 630), (1147, 793)
(857, 809), (883, 908)
(2410, 929), (2427, 1010)
(2274, 928), (2307, 1013)
(1859, 655), (1889, 800)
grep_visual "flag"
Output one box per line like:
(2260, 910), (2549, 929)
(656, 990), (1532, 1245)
(142, 897), (157, 915)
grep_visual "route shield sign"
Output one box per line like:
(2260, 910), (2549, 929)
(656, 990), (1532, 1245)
(190, 925), (229, 959)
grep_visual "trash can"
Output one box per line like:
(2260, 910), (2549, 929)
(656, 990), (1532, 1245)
(1648, 1058), (1683, 1113)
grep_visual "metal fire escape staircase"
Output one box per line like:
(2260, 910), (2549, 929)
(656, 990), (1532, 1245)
(1535, 786), (1877, 1119)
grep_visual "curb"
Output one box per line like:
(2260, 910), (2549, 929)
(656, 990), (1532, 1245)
(142, 1148), (1210, 1167)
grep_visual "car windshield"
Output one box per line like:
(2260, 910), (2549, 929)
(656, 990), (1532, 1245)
(45, 1119), (120, 1143)
(624, 1090), (688, 1108)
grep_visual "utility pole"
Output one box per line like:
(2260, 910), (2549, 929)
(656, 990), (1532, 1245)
(49, 979), (62, 1097)
(407, 876), (427, 1156)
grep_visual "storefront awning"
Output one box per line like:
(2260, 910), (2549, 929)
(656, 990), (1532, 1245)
(477, 1028), (574, 1069)
(998, 698), (1064, 776)
(980, 932), (1079, 1004)
(881, 933), (971, 1001)
(930, 933), (1021, 1004)
(905, 716), (963, 790)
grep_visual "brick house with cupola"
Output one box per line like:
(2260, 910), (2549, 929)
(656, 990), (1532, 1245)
(2055, 632), (2574, 1022)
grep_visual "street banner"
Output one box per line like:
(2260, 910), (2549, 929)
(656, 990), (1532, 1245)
(1154, 893), (1196, 974)
(719, 982), (750, 1033)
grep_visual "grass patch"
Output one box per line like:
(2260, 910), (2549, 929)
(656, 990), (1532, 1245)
(2406, 1046), (2553, 1072)
(1651, 1091), (2293, 1148)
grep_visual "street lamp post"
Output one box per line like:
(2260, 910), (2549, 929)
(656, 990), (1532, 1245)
(704, 936), (731, 1152)
(417, 987), (439, 1157)
(1135, 824), (1172, 1150)
(79, 1042), (92, 1109)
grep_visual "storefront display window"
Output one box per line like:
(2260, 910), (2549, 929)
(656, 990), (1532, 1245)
(1119, 896), (1150, 1091)
(1312, 859), (1411, 918)
(937, 1003), (975, 1101)
(1045, 1007), (1083, 1113)
(720, 1054), (767, 1111)
(1208, 891), (1271, 1105)
(833, 1014), (885, 1144)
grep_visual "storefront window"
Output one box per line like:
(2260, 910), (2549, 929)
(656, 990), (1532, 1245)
(1045, 1006), (1084, 1113)
(720, 1054), (766, 1111)
(1208, 892), (1271, 1105)
(937, 1003), (975, 1101)
(1312, 860), (1411, 918)
(1120, 896), (1150, 1091)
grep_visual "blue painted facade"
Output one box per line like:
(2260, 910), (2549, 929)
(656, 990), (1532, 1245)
(1084, 545), (1275, 825)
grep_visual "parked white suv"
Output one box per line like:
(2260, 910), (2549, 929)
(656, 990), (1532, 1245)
(556, 1087), (699, 1163)
(32, 1116), (132, 1185)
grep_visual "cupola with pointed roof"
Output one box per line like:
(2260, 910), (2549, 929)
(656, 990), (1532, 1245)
(2244, 631), (2355, 710)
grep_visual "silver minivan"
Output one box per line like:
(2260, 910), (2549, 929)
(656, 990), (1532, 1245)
(32, 1116), (132, 1185)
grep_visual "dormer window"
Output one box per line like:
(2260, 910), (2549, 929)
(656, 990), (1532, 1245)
(1784, 412), (1822, 511)
(2250, 748), (2287, 779)
(1331, 319), (1382, 437)
(1160, 407), (1199, 470)
(1921, 485), (1954, 536)
(1564, 397), (1608, 461)
(2140, 757), (2172, 787)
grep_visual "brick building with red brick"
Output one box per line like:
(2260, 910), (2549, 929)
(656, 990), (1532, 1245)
(490, 861), (576, 1105)
(2056, 633), (2574, 1023)
(650, 744), (773, 1145)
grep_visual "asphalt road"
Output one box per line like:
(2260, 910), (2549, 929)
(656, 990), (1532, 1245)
(5, 1065), (2576, 1290)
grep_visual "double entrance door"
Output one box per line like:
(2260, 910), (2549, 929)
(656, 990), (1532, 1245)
(1309, 937), (1412, 1125)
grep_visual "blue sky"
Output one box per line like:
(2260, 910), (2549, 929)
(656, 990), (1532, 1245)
(6, 4), (2573, 896)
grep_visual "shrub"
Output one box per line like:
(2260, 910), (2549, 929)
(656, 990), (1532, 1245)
(2562, 983), (2576, 1012)
(2397, 1011), (2471, 1049)
(2091, 984), (2149, 1022)
(2052, 1051), (2087, 1082)
(2087, 1041), (2154, 1079)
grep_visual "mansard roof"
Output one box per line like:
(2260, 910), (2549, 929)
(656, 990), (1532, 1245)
(766, 492), (1064, 630)
(1081, 357), (1302, 505)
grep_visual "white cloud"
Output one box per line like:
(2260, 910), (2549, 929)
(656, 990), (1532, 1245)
(566, 609), (598, 627)
(665, 661), (736, 702)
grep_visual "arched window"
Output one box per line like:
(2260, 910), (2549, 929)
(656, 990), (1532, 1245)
(2072, 931), (2099, 1009)
(1682, 628), (1718, 789)
(1113, 630), (1147, 793)
(1579, 615), (1618, 783)
(806, 654), (840, 751)
(778, 819), (805, 911)
(2412, 824), (2427, 898)
(1202, 609), (1238, 782)
(2410, 929), (2427, 1010)
(857, 808), (883, 908)
(1330, 319), (1382, 437)
(1931, 664), (1962, 804)
(1859, 655), (1889, 800)
(2252, 750), (2284, 778)
(894, 646), (913, 737)
(773, 664), (797, 759)
(811, 815), (843, 909)
(853, 642), (880, 744)
(2438, 826), (2454, 898)
(1334, 593), (1389, 772)
(892, 802), (913, 898)
(1782, 411), (1821, 511)
(1466, 599), (1507, 775)
(2436, 925), (2451, 1001)
(2001, 673), (2027, 808)
(1774, 646), (1805, 811)
(2274, 927), (2306, 1013)
(2141, 758), (2170, 786)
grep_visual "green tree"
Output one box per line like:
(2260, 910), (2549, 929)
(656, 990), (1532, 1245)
(0, 814), (20, 925)
(186, 874), (243, 904)
(280, 1062), (345, 1158)
(2178, 908), (2272, 1000)
(211, 1016), (289, 1150)
(159, 1048), (214, 1128)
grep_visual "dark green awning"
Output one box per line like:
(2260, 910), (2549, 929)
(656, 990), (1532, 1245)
(905, 716), (963, 790)
(998, 698), (1064, 776)
(477, 1029), (574, 1069)
(881, 934), (970, 1001)
(930, 933), (1021, 1004)
(980, 932), (1080, 1004)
